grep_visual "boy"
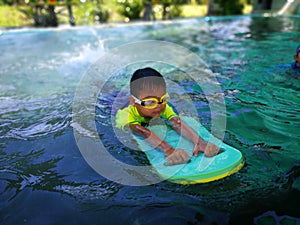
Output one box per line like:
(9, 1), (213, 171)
(116, 67), (219, 166)
(291, 45), (300, 72)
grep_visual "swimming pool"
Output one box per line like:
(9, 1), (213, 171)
(1, 15), (300, 225)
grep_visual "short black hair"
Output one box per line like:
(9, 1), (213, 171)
(130, 67), (166, 96)
(296, 44), (300, 54)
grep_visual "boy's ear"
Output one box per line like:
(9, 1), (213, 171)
(129, 96), (135, 106)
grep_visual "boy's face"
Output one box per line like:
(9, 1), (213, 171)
(294, 52), (300, 64)
(130, 87), (167, 118)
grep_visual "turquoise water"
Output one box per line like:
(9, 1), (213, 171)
(1, 15), (300, 224)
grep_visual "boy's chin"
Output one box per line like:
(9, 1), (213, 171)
(151, 112), (161, 118)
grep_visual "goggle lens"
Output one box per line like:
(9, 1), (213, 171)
(133, 93), (170, 109)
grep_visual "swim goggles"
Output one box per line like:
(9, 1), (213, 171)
(131, 93), (170, 109)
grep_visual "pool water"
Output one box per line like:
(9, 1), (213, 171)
(1, 15), (300, 225)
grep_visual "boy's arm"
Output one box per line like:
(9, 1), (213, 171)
(169, 117), (219, 157)
(128, 124), (191, 165)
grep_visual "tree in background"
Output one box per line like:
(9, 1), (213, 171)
(213, 0), (244, 15)
(117, 0), (144, 21)
(0, 0), (252, 27)
(91, 0), (109, 23)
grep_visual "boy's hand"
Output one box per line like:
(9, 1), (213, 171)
(165, 149), (191, 166)
(193, 141), (219, 157)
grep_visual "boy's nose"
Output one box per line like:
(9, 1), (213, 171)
(156, 103), (165, 109)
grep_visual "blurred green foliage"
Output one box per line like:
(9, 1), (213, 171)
(74, 0), (111, 24)
(0, 0), (252, 27)
(214, 0), (245, 15)
(117, 0), (143, 21)
(0, 5), (32, 26)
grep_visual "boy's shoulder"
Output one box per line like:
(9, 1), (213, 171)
(117, 105), (137, 116)
(115, 105), (142, 129)
(291, 62), (300, 71)
(267, 63), (300, 76)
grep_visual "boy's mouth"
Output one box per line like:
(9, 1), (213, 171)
(151, 109), (162, 117)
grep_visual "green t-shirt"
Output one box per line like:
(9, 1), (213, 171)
(115, 104), (178, 130)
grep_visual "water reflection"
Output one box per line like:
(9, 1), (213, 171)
(0, 137), (121, 204)
(1, 149), (64, 201)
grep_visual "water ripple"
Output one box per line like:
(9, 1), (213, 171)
(0, 94), (72, 140)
